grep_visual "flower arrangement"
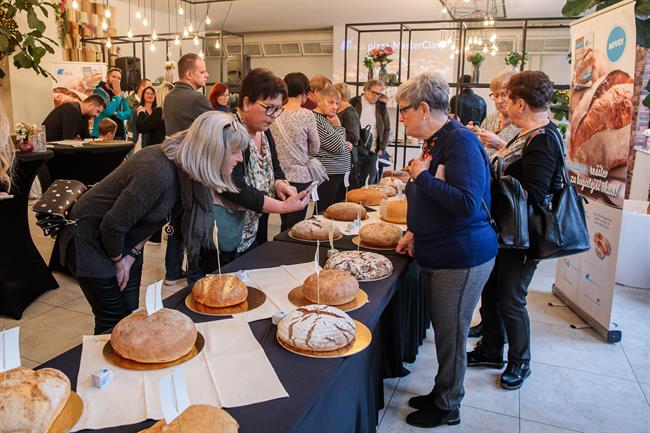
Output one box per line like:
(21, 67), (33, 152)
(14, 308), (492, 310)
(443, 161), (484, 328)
(467, 52), (485, 68)
(15, 123), (33, 141)
(164, 61), (176, 71)
(505, 51), (528, 69)
(363, 46), (394, 69)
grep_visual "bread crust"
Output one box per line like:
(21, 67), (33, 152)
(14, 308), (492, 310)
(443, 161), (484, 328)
(302, 269), (359, 305)
(192, 274), (248, 307)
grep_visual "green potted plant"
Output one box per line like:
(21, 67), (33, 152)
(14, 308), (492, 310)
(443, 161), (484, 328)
(505, 51), (529, 70)
(467, 52), (485, 82)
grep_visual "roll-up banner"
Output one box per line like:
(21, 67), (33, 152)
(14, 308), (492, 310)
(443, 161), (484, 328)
(50, 61), (107, 107)
(554, 0), (638, 342)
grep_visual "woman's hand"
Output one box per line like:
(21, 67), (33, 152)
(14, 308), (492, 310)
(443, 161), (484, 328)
(396, 231), (414, 257)
(114, 255), (136, 291)
(136, 106), (147, 114)
(477, 129), (507, 150)
(410, 156), (431, 179)
(345, 141), (353, 151)
(275, 180), (298, 200)
(281, 190), (310, 212)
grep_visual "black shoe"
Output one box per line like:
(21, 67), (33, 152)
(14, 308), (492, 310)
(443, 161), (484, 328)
(500, 362), (531, 390)
(468, 321), (483, 338)
(406, 406), (460, 428)
(408, 393), (435, 410)
(467, 345), (505, 369)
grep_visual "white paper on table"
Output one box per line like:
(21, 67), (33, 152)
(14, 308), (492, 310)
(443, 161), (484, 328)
(159, 366), (190, 424)
(50, 140), (84, 147)
(315, 210), (407, 235)
(145, 280), (164, 315)
(73, 319), (287, 431)
(0, 327), (20, 373)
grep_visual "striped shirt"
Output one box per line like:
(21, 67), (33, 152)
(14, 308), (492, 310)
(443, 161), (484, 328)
(314, 112), (351, 175)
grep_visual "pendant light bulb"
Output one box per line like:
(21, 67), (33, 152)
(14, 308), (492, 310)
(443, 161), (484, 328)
(490, 33), (497, 42)
(491, 50), (496, 56)
(183, 27), (189, 37)
(152, 30), (158, 40)
(214, 39), (221, 49)
(142, 17), (148, 26)
(135, 9), (142, 19)
(206, 15), (211, 25)
(447, 36), (452, 45)
(489, 17), (495, 25)
(188, 23), (194, 32)
(127, 28), (133, 38)
(449, 53), (454, 59)
(101, 20), (108, 31)
(441, 7), (447, 15)
(483, 45), (488, 54)
(174, 35), (180, 45)
(193, 35), (199, 46)
(72, 0), (79, 9)
(455, 48), (459, 54)
(104, 8), (111, 18)
(150, 41), (156, 52)
(198, 50), (204, 59)
(178, 6), (184, 15)
(105, 37), (112, 48)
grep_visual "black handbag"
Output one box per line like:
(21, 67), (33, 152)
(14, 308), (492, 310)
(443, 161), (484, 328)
(357, 125), (373, 159)
(527, 128), (590, 260)
(32, 179), (88, 237)
(483, 157), (530, 249)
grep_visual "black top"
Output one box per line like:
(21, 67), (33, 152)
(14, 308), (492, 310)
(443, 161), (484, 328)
(337, 105), (361, 146)
(136, 107), (166, 146)
(41, 102), (90, 141)
(220, 129), (286, 213)
(450, 88), (487, 125)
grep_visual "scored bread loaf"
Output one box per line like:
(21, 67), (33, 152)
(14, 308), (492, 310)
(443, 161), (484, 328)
(277, 305), (356, 352)
(290, 219), (341, 240)
(346, 188), (387, 206)
(111, 308), (197, 363)
(382, 169), (410, 183)
(138, 404), (239, 433)
(192, 274), (248, 307)
(359, 222), (402, 248)
(368, 184), (396, 197)
(324, 202), (367, 221)
(324, 250), (393, 280)
(379, 198), (407, 224)
(302, 269), (359, 305)
(0, 367), (71, 433)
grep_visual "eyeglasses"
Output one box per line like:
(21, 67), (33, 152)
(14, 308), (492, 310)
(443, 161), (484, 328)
(398, 104), (415, 115)
(256, 100), (284, 117)
(367, 89), (383, 98)
(489, 92), (508, 100)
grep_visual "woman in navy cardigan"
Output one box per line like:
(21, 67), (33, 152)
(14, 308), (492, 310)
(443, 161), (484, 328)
(395, 73), (498, 429)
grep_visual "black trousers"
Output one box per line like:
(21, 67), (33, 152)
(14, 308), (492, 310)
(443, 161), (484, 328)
(480, 249), (539, 363)
(187, 249), (239, 285)
(357, 154), (378, 186)
(317, 174), (346, 213)
(280, 181), (312, 231)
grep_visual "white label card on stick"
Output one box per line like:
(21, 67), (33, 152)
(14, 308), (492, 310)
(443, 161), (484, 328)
(0, 327), (20, 373)
(364, 175), (369, 188)
(314, 240), (320, 275)
(343, 171), (350, 188)
(311, 186), (319, 202)
(159, 366), (190, 424)
(145, 280), (164, 316)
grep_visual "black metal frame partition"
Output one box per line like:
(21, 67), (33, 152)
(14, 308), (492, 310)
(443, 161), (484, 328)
(344, 17), (574, 169)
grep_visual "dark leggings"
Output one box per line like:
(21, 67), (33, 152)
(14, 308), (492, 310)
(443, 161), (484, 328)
(316, 174), (346, 213)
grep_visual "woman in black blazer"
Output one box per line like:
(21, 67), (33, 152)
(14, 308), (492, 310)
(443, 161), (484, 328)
(135, 86), (166, 146)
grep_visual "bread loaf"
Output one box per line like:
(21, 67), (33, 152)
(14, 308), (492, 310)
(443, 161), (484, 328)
(0, 367), (71, 433)
(379, 199), (407, 224)
(290, 219), (341, 240)
(324, 202), (367, 221)
(111, 309), (197, 363)
(359, 222), (402, 248)
(379, 177), (405, 190)
(382, 169), (410, 183)
(192, 274), (248, 307)
(138, 405), (239, 433)
(302, 269), (359, 305)
(277, 305), (356, 352)
(324, 250), (393, 280)
(346, 188), (387, 206)
(368, 184), (396, 197)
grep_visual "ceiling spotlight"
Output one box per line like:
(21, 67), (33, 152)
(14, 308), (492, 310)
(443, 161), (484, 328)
(206, 15), (211, 25)
(188, 23), (194, 32)
(183, 27), (189, 37)
(105, 37), (112, 48)
(198, 50), (205, 59)
(135, 9), (142, 20)
(72, 0), (79, 9)
(152, 30), (158, 40)
(214, 39), (221, 49)
(142, 17), (148, 26)
(174, 35), (180, 45)
(178, 6), (184, 15)
(127, 27), (133, 38)
(193, 35), (199, 45)
(104, 8), (111, 18)
(150, 41), (156, 52)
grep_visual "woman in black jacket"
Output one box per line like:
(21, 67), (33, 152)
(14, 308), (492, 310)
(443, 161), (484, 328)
(135, 86), (166, 146)
(468, 71), (563, 391)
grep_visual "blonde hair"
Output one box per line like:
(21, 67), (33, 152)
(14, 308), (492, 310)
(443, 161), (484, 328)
(156, 82), (174, 108)
(318, 86), (341, 102)
(0, 142), (14, 192)
(333, 83), (351, 102)
(162, 112), (250, 193)
(490, 69), (518, 92)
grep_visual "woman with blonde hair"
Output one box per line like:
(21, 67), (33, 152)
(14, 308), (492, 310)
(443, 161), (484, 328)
(57, 111), (249, 334)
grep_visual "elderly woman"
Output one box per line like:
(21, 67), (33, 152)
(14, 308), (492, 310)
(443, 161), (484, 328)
(395, 72), (497, 428)
(468, 71), (563, 391)
(269, 72), (320, 230)
(57, 112), (249, 334)
(471, 69), (520, 156)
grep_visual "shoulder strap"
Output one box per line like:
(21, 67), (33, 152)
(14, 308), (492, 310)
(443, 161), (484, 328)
(274, 114), (310, 165)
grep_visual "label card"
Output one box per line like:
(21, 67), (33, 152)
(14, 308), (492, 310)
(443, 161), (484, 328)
(343, 171), (350, 188)
(159, 366), (190, 424)
(213, 221), (222, 274)
(364, 175), (369, 188)
(311, 186), (319, 202)
(0, 327), (20, 373)
(145, 280), (164, 316)
(328, 223), (335, 250)
(314, 240), (320, 275)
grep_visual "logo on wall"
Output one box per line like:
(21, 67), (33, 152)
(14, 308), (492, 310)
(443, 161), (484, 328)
(606, 26), (626, 62)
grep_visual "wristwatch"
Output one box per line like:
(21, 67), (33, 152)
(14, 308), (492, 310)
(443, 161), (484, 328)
(127, 247), (143, 260)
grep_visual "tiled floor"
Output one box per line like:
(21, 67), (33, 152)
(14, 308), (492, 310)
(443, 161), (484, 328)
(4, 207), (650, 432)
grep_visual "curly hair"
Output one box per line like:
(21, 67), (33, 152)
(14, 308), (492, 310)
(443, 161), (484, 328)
(0, 142), (14, 193)
(506, 71), (554, 111)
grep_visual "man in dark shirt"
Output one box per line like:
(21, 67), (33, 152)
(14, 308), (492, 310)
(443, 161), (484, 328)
(41, 95), (106, 141)
(450, 74), (487, 125)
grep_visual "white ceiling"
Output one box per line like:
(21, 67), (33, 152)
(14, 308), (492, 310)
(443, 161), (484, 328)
(166, 0), (570, 33)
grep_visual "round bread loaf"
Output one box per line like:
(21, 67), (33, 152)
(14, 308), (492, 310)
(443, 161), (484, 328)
(379, 199), (407, 224)
(192, 274), (248, 307)
(382, 169), (410, 183)
(368, 184), (396, 197)
(359, 222), (402, 248)
(324, 202), (367, 221)
(111, 309), (197, 363)
(139, 404), (239, 433)
(0, 367), (71, 433)
(346, 188), (387, 206)
(379, 177), (406, 190)
(302, 269), (359, 305)
(324, 250), (393, 280)
(290, 219), (341, 240)
(277, 305), (356, 352)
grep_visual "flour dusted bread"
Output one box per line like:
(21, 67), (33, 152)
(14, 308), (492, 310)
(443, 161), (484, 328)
(379, 176), (405, 190)
(111, 308), (197, 363)
(277, 305), (356, 352)
(382, 169), (410, 183)
(192, 274), (248, 307)
(302, 269), (359, 305)
(290, 219), (341, 240)
(359, 222), (402, 248)
(346, 188), (387, 206)
(0, 367), (71, 433)
(325, 250), (393, 280)
(324, 202), (367, 221)
(138, 404), (239, 433)
(368, 184), (396, 197)
(379, 198), (407, 224)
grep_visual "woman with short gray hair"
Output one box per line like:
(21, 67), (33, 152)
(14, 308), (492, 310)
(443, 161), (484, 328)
(395, 72), (497, 428)
(58, 111), (249, 334)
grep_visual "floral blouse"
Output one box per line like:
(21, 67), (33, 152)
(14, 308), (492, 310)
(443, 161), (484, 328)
(481, 112), (520, 157)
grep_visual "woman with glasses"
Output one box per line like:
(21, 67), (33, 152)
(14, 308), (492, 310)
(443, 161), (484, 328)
(470, 70), (520, 157)
(395, 72), (497, 429)
(208, 82), (231, 112)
